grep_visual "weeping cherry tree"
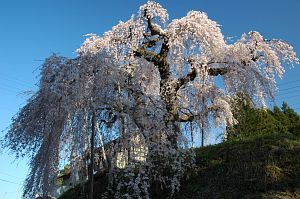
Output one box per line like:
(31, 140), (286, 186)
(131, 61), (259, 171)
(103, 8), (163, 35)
(2, 1), (298, 198)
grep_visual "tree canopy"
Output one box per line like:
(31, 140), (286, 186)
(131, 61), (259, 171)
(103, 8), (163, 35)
(2, 1), (298, 198)
(227, 95), (300, 139)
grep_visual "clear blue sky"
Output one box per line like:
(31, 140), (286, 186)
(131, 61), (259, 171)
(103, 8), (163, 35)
(0, 0), (299, 198)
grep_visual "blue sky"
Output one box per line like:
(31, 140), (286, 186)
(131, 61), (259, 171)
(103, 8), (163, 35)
(0, 0), (300, 198)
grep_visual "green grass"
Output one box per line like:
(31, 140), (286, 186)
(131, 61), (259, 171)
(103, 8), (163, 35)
(59, 132), (300, 199)
(58, 171), (108, 199)
(174, 132), (300, 199)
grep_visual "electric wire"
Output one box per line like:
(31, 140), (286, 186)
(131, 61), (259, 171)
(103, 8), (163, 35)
(0, 178), (22, 185)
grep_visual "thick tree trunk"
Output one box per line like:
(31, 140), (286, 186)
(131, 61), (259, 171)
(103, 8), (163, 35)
(160, 78), (181, 148)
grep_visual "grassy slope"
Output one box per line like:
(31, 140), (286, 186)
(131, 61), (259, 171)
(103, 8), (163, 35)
(58, 170), (108, 199)
(59, 132), (300, 199)
(175, 132), (300, 199)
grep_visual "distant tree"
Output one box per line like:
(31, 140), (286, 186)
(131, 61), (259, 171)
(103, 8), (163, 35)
(2, 1), (298, 198)
(278, 102), (300, 136)
(271, 105), (291, 131)
(228, 98), (300, 139)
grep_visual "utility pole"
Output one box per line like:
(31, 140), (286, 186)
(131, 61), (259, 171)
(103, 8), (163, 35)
(89, 111), (96, 199)
(190, 122), (194, 148)
(201, 96), (205, 147)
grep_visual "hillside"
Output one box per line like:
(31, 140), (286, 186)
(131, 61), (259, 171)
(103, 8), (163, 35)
(59, 132), (300, 199)
(174, 132), (300, 199)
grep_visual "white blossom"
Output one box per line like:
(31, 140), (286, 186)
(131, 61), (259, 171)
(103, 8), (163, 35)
(2, 1), (298, 198)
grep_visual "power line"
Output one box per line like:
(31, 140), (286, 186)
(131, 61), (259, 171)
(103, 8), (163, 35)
(0, 171), (23, 180)
(0, 178), (22, 185)
(0, 85), (36, 96)
(0, 78), (36, 91)
(276, 94), (300, 99)
(0, 86), (22, 95)
(0, 82), (25, 92)
(0, 73), (33, 87)
(0, 191), (21, 194)
(276, 88), (300, 96)
(278, 79), (300, 86)
(277, 85), (300, 92)
(0, 82), (33, 92)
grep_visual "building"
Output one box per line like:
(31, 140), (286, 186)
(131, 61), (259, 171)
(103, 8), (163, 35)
(55, 133), (147, 197)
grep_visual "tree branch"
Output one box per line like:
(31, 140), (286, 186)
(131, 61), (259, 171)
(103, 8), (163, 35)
(132, 17), (172, 81)
(177, 67), (197, 89)
(176, 60), (230, 90)
(133, 48), (159, 65)
(174, 107), (197, 122)
(176, 113), (194, 122)
(207, 67), (228, 76)
(147, 17), (167, 37)
(142, 37), (161, 48)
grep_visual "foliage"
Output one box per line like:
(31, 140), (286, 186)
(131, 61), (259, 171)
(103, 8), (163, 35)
(58, 170), (109, 199)
(228, 98), (300, 139)
(279, 102), (300, 136)
(174, 132), (300, 199)
(1, 1), (298, 198)
(57, 165), (71, 187)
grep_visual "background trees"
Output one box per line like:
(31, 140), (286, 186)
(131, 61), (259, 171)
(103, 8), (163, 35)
(2, 1), (298, 198)
(227, 96), (300, 139)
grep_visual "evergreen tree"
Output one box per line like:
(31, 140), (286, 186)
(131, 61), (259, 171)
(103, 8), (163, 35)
(227, 97), (299, 139)
(280, 102), (300, 135)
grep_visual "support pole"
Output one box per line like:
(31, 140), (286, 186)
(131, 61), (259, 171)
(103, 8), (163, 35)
(89, 111), (96, 199)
